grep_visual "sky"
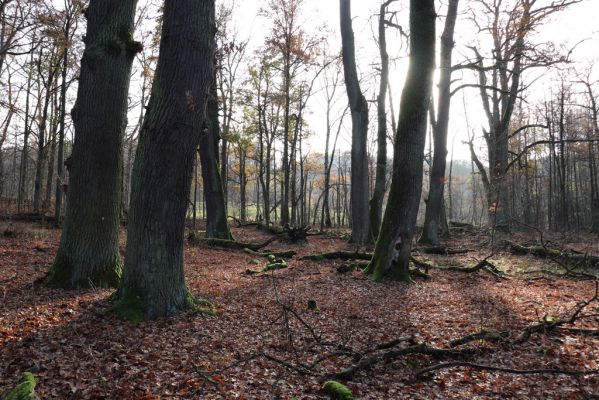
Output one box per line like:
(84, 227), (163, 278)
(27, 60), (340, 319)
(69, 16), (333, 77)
(222, 0), (599, 161)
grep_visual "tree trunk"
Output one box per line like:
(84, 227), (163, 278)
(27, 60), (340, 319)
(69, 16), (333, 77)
(199, 81), (232, 239)
(117, 0), (215, 319)
(340, 0), (370, 244)
(18, 56), (34, 213)
(54, 39), (69, 224)
(420, 0), (459, 245)
(47, 0), (140, 288)
(369, 0), (436, 281)
(369, 0), (391, 240)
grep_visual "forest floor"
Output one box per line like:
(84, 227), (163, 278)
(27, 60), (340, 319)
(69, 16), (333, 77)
(0, 221), (598, 399)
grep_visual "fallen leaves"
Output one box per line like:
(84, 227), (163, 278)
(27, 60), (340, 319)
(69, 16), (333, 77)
(0, 223), (597, 399)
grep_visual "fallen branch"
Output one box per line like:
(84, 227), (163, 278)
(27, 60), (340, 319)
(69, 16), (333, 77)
(415, 361), (599, 378)
(423, 255), (507, 279)
(515, 281), (598, 344)
(449, 329), (508, 347)
(556, 327), (599, 337)
(329, 343), (477, 381)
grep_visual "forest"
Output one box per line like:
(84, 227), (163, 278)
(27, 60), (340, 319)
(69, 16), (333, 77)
(0, 0), (598, 398)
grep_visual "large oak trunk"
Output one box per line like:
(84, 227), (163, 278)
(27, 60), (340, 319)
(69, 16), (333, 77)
(47, 0), (139, 288)
(117, 0), (215, 319)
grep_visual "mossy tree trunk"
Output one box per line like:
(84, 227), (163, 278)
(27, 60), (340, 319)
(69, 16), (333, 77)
(340, 0), (370, 245)
(420, 0), (459, 245)
(47, 0), (140, 288)
(199, 81), (232, 240)
(369, 0), (436, 281)
(117, 0), (216, 319)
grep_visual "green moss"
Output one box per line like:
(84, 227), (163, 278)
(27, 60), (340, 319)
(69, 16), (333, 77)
(108, 290), (145, 325)
(409, 268), (430, 280)
(46, 255), (74, 288)
(186, 290), (217, 316)
(4, 372), (36, 400)
(263, 260), (287, 272)
(46, 255), (122, 289)
(322, 381), (354, 400)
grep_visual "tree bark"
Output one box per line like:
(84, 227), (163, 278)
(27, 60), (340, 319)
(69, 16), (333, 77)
(117, 0), (215, 319)
(47, 0), (140, 288)
(340, 0), (370, 244)
(369, 0), (436, 281)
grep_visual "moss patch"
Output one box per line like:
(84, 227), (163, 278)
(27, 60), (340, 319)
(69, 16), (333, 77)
(186, 290), (217, 316)
(108, 290), (145, 325)
(46, 254), (122, 289)
(3, 372), (36, 400)
(322, 381), (354, 400)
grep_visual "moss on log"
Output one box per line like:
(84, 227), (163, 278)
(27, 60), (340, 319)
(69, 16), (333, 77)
(243, 248), (296, 259)
(322, 381), (354, 400)
(245, 258), (288, 275)
(3, 372), (36, 400)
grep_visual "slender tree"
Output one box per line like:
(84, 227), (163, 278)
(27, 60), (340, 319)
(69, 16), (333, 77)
(340, 0), (370, 244)
(47, 0), (140, 288)
(116, 0), (216, 319)
(199, 80), (232, 239)
(369, 0), (395, 240)
(368, 0), (436, 281)
(420, 0), (460, 245)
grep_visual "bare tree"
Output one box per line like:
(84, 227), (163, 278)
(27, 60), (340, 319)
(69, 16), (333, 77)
(340, 0), (370, 244)
(368, 0), (436, 281)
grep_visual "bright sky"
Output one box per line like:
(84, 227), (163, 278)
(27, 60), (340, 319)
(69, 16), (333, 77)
(225, 0), (599, 161)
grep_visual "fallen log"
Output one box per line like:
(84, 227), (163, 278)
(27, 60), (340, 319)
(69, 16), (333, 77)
(188, 233), (278, 252)
(243, 248), (296, 259)
(301, 251), (373, 262)
(506, 241), (599, 266)
(415, 246), (472, 255)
